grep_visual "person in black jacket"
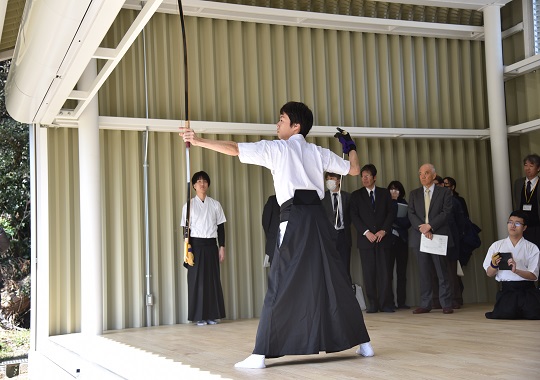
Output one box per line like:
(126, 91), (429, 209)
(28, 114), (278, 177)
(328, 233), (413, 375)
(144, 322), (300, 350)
(443, 177), (469, 218)
(351, 164), (396, 313)
(512, 154), (540, 250)
(323, 172), (353, 286)
(387, 181), (411, 309)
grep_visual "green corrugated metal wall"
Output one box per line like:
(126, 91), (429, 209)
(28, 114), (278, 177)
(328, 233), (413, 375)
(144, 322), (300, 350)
(46, 6), (539, 334)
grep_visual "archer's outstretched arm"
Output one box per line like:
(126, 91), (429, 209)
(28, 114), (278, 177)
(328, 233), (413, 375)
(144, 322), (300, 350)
(348, 149), (360, 176)
(180, 127), (239, 156)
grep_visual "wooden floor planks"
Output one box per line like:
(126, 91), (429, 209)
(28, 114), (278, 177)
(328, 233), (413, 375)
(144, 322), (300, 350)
(103, 303), (540, 379)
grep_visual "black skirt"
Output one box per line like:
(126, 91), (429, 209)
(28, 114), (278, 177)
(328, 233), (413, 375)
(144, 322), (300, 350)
(253, 191), (370, 357)
(186, 237), (226, 322)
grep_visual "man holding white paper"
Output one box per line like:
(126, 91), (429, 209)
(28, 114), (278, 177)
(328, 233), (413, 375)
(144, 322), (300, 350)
(408, 163), (454, 315)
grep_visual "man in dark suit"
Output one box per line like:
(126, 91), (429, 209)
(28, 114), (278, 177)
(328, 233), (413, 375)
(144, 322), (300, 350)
(351, 164), (396, 313)
(408, 163), (454, 315)
(323, 172), (353, 286)
(513, 154), (540, 250)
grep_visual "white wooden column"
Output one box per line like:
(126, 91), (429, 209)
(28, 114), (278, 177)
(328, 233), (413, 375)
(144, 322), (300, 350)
(30, 124), (50, 350)
(484, 5), (513, 238)
(78, 59), (103, 335)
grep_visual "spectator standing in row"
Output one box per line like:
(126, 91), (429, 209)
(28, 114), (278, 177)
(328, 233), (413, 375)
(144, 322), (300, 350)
(513, 154), (540, 250)
(387, 180), (411, 309)
(351, 164), (396, 313)
(444, 177), (469, 218)
(323, 172), (353, 287)
(408, 163), (454, 315)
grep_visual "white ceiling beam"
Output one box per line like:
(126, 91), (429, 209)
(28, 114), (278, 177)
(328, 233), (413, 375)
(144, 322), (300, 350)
(124, 0), (513, 13)
(52, 115), (492, 139)
(379, 0), (512, 10)
(507, 118), (540, 134)
(504, 54), (540, 80)
(123, 0), (485, 40)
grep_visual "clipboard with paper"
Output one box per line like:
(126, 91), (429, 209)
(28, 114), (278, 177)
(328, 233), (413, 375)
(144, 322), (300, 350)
(420, 234), (448, 256)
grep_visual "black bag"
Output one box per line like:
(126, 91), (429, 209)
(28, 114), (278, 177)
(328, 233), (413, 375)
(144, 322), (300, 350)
(459, 219), (481, 266)
(462, 219), (481, 249)
(0, 227), (10, 254)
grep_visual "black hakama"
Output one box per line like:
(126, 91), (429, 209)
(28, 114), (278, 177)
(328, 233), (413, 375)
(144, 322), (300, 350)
(186, 237), (226, 322)
(253, 191), (370, 358)
(486, 281), (540, 320)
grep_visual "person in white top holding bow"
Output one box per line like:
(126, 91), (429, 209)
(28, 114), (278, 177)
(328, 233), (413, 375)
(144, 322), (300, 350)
(180, 101), (373, 369)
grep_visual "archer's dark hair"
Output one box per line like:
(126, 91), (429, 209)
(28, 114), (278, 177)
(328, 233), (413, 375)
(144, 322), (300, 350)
(192, 171), (211, 187)
(360, 164), (377, 177)
(280, 101), (313, 137)
(387, 180), (406, 199)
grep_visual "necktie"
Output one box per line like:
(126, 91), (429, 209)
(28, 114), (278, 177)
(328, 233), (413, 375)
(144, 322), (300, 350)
(333, 193), (342, 228)
(370, 190), (375, 210)
(526, 180), (532, 198)
(424, 188), (431, 223)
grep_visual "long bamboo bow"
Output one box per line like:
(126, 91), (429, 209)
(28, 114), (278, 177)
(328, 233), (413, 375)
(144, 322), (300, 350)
(178, 0), (194, 266)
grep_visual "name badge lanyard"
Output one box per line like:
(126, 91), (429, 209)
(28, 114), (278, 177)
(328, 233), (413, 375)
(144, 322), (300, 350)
(523, 180), (538, 205)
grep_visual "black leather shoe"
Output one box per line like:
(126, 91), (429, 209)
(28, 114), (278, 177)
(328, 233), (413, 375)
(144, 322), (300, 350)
(366, 308), (378, 313)
(412, 307), (431, 314)
(380, 307), (395, 313)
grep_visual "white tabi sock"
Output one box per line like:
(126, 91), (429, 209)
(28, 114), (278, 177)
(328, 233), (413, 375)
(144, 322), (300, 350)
(356, 342), (374, 357)
(234, 354), (266, 369)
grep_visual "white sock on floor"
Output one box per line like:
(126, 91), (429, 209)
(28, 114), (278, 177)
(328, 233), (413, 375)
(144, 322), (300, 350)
(234, 354), (266, 369)
(356, 342), (374, 357)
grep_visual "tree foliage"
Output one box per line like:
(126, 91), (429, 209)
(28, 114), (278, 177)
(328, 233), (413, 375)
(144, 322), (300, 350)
(0, 60), (31, 327)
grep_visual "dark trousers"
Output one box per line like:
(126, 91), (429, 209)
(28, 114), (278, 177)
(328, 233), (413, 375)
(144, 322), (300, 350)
(416, 249), (452, 309)
(389, 236), (408, 307)
(523, 224), (540, 248)
(335, 229), (352, 286)
(359, 245), (393, 311)
(523, 225), (540, 289)
(432, 258), (463, 307)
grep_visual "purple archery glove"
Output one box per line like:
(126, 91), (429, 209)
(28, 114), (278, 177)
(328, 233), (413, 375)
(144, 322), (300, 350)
(334, 128), (357, 154)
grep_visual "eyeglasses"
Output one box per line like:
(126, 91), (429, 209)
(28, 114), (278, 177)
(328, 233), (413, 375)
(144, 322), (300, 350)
(507, 221), (524, 227)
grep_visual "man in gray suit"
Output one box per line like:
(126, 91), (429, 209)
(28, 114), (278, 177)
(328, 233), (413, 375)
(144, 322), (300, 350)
(408, 163), (454, 314)
(323, 172), (353, 286)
